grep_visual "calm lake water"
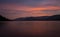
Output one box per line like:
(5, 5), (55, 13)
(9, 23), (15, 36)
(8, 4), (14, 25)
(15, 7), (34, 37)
(0, 21), (60, 37)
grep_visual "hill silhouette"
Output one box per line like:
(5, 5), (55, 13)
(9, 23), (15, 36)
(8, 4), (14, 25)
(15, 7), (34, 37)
(0, 15), (11, 21)
(47, 15), (60, 20)
(0, 14), (60, 21)
(15, 15), (60, 21)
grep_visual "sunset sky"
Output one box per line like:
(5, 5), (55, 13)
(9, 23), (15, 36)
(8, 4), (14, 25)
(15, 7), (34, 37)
(0, 0), (60, 19)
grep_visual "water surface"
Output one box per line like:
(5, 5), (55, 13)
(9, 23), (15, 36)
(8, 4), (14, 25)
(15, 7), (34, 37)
(0, 21), (60, 37)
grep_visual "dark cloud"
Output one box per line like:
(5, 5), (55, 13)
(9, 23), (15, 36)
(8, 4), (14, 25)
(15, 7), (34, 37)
(0, 0), (26, 4)
(0, 0), (60, 7)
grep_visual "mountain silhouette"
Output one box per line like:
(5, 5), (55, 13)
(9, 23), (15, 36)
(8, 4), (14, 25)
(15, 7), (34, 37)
(0, 14), (60, 21)
(0, 15), (11, 21)
(15, 15), (60, 21)
(47, 15), (60, 20)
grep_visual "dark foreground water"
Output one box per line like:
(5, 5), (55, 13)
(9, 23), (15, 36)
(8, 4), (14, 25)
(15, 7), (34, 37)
(0, 21), (60, 37)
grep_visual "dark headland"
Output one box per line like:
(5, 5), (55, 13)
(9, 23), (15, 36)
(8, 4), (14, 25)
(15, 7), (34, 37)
(0, 15), (11, 21)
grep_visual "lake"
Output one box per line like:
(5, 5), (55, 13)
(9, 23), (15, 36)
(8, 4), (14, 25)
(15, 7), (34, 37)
(0, 21), (60, 37)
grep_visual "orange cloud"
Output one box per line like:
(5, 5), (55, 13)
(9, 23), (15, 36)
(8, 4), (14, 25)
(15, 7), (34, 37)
(1, 4), (60, 11)
(32, 6), (60, 10)
(21, 6), (60, 11)
(31, 13), (52, 17)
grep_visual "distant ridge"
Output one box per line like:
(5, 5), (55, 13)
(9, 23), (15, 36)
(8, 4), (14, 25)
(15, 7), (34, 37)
(0, 14), (60, 21)
(0, 15), (11, 21)
(15, 15), (60, 21)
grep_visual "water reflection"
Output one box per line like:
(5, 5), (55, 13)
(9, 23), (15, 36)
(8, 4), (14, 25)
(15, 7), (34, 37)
(0, 21), (60, 37)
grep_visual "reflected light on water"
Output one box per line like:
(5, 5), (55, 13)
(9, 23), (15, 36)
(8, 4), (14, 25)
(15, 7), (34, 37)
(0, 21), (60, 37)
